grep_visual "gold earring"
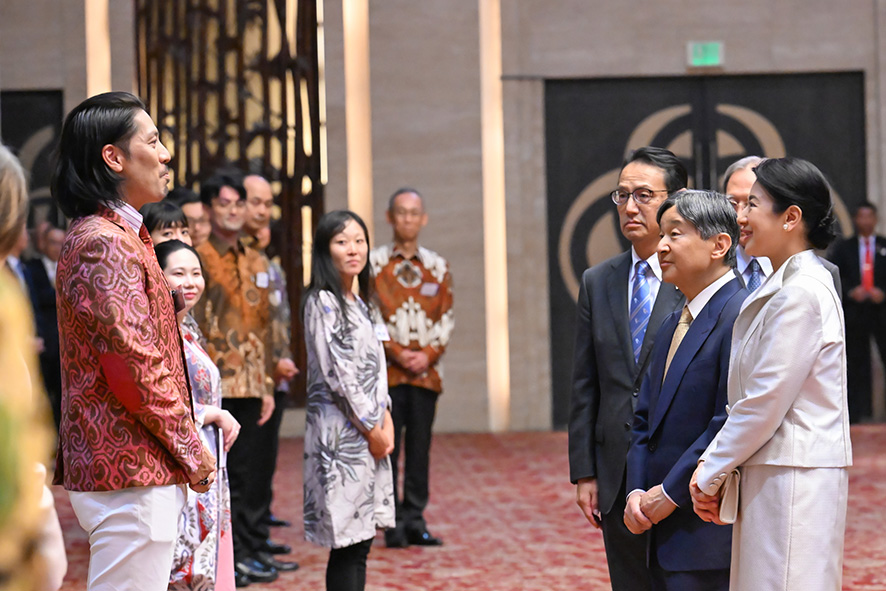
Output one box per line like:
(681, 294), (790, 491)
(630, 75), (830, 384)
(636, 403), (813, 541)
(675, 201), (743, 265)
(783, 223), (789, 230)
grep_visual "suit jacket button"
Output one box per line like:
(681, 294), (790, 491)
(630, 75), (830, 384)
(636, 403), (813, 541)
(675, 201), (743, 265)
(624, 421), (631, 431)
(647, 442), (657, 452)
(632, 388), (640, 397)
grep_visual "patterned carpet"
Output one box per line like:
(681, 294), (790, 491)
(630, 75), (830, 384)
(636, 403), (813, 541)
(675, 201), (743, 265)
(55, 426), (886, 590)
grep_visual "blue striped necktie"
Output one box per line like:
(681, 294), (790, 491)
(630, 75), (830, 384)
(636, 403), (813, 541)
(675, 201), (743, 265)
(747, 259), (762, 292)
(629, 260), (653, 363)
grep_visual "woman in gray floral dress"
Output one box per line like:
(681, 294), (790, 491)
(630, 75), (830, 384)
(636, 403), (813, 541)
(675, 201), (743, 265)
(302, 210), (395, 591)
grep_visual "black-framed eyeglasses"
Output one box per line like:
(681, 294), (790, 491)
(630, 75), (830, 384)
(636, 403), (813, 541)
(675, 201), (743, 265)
(610, 188), (669, 205)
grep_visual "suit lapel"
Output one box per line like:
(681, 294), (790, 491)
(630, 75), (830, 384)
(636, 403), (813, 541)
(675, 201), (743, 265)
(604, 253), (635, 368)
(650, 279), (740, 435)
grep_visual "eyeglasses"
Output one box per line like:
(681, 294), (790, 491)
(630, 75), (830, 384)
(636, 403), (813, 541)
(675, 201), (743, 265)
(610, 188), (669, 205)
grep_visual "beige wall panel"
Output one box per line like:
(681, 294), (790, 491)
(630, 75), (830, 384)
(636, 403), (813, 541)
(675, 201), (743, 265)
(502, 1), (874, 77)
(109, 0), (135, 94)
(502, 78), (551, 430)
(0, 0), (84, 111)
(368, 0), (489, 432)
(323, 0), (349, 212)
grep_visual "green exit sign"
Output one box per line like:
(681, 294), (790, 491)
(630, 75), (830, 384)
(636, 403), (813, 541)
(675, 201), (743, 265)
(688, 41), (724, 67)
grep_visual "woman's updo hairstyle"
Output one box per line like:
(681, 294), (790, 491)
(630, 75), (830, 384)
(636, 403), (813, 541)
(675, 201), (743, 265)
(753, 157), (836, 250)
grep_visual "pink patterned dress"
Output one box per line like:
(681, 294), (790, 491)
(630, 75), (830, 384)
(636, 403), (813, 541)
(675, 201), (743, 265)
(169, 317), (235, 591)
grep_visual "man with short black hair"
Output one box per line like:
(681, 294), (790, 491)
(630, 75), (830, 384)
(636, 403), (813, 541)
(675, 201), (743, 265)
(192, 171), (298, 584)
(568, 146), (686, 591)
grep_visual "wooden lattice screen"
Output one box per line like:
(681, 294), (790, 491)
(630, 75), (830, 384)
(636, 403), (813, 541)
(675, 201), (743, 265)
(135, 0), (324, 403)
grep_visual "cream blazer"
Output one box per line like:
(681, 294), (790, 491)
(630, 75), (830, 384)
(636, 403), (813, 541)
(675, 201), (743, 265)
(697, 250), (852, 494)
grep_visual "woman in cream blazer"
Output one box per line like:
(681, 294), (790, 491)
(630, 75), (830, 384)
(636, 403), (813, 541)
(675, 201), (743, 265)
(690, 157), (852, 591)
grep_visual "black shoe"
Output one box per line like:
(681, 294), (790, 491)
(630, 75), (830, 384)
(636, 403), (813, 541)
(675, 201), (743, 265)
(385, 528), (409, 548)
(235, 558), (279, 583)
(265, 514), (292, 527)
(256, 551), (300, 572)
(234, 571), (252, 587)
(260, 540), (292, 555)
(407, 529), (443, 546)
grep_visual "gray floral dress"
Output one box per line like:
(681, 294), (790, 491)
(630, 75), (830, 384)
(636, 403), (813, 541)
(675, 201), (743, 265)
(303, 290), (395, 548)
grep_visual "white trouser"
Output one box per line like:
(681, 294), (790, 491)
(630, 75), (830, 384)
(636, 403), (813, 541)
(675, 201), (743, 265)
(69, 484), (186, 591)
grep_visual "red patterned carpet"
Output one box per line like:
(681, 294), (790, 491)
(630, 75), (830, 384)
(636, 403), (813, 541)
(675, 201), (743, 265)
(56, 426), (886, 590)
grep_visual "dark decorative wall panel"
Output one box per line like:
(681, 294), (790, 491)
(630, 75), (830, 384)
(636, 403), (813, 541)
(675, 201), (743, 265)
(135, 0), (323, 402)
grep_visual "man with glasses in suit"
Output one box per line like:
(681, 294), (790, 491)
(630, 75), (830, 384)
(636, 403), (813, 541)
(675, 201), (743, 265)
(568, 146), (686, 590)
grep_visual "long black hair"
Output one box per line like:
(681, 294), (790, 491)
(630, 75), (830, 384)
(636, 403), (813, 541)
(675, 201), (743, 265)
(52, 91), (146, 219)
(302, 210), (374, 325)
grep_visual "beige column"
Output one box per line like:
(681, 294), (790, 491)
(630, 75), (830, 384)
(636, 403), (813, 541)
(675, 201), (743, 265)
(342, 0), (374, 238)
(479, 0), (510, 431)
(84, 0), (111, 97)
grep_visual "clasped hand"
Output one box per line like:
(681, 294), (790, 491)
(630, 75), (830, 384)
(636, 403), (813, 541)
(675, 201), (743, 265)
(623, 484), (677, 534)
(366, 409), (395, 460)
(689, 463), (728, 525)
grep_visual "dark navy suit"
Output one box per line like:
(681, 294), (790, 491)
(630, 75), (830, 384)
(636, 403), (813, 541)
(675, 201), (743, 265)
(569, 251), (683, 591)
(626, 276), (746, 590)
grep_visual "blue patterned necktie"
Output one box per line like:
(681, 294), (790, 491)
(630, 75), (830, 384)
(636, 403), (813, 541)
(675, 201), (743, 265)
(747, 259), (762, 292)
(629, 260), (653, 363)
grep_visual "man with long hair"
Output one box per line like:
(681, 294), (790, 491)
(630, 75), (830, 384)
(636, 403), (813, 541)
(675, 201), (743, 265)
(52, 92), (216, 590)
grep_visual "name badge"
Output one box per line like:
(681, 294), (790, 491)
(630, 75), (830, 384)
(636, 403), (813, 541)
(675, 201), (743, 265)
(255, 272), (270, 288)
(374, 324), (391, 342)
(420, 282), (439, 297)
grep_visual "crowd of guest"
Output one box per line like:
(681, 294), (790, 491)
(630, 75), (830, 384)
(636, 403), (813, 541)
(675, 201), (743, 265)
(1, 91), (454, 591)
(2, 86), (878, 591)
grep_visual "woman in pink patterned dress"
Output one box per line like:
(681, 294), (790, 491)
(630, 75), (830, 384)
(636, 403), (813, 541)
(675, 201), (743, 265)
(156, 239), (241, 591)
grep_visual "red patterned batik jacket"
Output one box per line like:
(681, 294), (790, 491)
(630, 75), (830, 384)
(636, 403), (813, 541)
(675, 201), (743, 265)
(54, 206), (208, 491)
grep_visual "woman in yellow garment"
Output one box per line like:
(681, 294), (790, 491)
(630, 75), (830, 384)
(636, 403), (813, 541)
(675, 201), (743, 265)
(0, 143), (60, 591)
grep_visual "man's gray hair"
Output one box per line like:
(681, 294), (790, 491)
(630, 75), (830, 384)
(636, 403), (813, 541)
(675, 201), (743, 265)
(656, 190), (740, 268)
(721, 155), (764, 193)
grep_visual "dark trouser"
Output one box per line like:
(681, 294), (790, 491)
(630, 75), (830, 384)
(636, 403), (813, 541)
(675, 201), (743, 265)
(600, 474), (652, 591)
(846, 312), (886, 422)
(326, 538), (373, 591)
(40, 352), (62, 433)
(255, 389), (287, 534)
(649, 547), (729, 591)
(389, 384), (438, 532)
(223, 397), (267, 561)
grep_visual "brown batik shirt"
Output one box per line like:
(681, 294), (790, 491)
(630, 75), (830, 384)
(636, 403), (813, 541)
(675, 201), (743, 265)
(192, 233), (275, 399)
(370, 243), (454, 394)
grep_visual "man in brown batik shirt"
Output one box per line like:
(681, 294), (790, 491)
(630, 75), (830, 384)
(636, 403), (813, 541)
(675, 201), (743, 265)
(191, 171), (298, 585)
(370, 187), (454, 548)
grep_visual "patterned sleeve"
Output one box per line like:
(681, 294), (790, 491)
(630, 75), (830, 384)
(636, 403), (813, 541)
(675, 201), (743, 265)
(305, 291), (385, 432)
(72, 231), (204, 475)
(268, 259), (293, 363)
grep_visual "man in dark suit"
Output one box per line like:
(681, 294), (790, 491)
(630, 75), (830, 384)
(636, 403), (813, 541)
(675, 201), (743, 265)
(27, 224), (64, 431)
(828, 201), (886, 423)
(624, 190), (745, 590)
(568, 146), (686, 590)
